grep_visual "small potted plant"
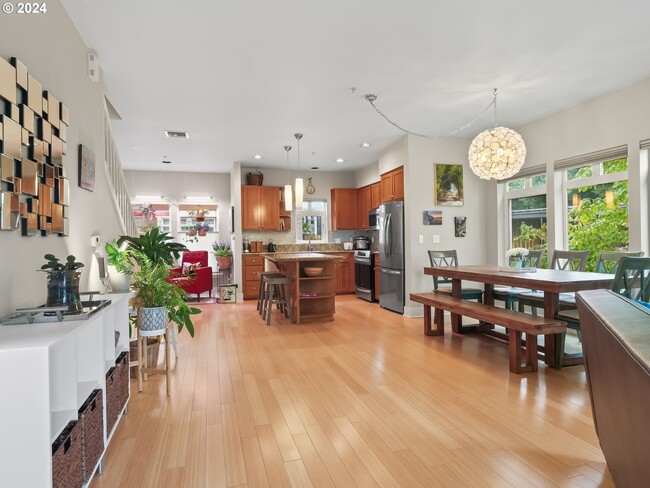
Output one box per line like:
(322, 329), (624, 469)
(188, 208), (210, 222)
(505, 247), (529, 268)
(139, 202), (156, 223)
(39, 254), (85, 313)
(195, 222), (211, 236)
(213, 241), (232, 270)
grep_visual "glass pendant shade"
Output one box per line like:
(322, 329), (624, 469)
(294, 177), (304, 208)
(284, 185), (293, 212)
(468, 126), (526, 180)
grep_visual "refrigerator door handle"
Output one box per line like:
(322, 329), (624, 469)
(386, 213), (392, 257)
(381, 268), (401, 275)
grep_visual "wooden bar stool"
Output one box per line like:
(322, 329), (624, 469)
(137, 323), (171, 396)
(261, 275), (293, 324)
(257, 272), (284, 314)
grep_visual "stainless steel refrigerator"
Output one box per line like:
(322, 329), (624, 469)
(378, 201), (405, 314)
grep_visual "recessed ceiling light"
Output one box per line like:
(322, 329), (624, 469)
(253, 154), (262, 159)
(336, 158), (344, 163)
(311, 167), (319, 170)
(164, 130), (189, 138)
(161, 160), (172, 164)
(360, 142), (371, 148)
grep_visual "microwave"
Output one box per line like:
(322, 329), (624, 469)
(368, 208), (379, 230)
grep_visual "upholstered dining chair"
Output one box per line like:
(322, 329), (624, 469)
(428, 250), (483, 328)
(493, 249), (544, 310)
(517, 250), (590, 315)
(556, 256), (650, 365)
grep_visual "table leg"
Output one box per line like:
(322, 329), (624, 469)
(451, 278), (462, 333)
(543, 292), (560, 368)
(423, 304), (444, 336)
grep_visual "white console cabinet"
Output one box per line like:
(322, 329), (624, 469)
(0, 293), (131, 487)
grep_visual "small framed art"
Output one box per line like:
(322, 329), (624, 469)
(78, 144), (95, 191)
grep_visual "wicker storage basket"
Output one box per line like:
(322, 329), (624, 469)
(78, 389), (104, 483)
(116, 351), (129, 411)
(246, 171), (263, 185)
(52, 420), (82, 488)
(105, 367), (119, 434)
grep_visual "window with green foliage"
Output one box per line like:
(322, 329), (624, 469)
(505, 172), (548, 261)
(295, 200), (328, 243)
(563, 157), (628, 271)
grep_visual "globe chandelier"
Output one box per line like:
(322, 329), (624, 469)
(364, 89), (526, 180)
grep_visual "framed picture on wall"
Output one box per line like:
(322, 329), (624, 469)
(423, 210), (442, 225)
(455, 216), (467, 237)
(78, 144), (95, 191)
(434, 163), (464, 206)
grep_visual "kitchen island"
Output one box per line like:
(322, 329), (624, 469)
(262, 253), (343, 323)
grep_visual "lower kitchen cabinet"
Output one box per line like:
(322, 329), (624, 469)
(242, 253), (264, 299)
(334, 253), (355, 294)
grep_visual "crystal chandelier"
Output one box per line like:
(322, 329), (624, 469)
(468, 89), (526, 180)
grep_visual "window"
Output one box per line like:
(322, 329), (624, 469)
(504, 171), (548, 254)
(561, 157), (628, 270)
(295, 199), (328, 243)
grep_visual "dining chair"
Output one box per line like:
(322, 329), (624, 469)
(493, 249), (544, 310)
(517, 250), (590, 315)
(428, 250), (483, 328)
(557, 256), (650, 365)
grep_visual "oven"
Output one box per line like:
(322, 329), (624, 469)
(354, 250), (375, 302)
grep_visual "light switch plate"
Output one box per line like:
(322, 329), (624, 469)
(418, 235), (423, 244)
(432, 235), (441, 244)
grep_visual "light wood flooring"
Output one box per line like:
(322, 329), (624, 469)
(91, 296), (613, 488)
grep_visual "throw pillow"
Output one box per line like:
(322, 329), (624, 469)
(636, 300), (650, 310)
(182, 262), (199, 277)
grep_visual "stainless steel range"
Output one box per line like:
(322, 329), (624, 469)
(354, 250), (375, 302)
(1, 299), (112, 325)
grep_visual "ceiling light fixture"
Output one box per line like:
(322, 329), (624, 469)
(336, 158), (344, 163)
(468, 89), (526, 180)
(164, 130), (189, 138)
(284, 145), (293, 212)
(364, 89), (525, 180)
(294, 133), (304, 209)
(360, 142), (371, 148)
(253, 154), (262, 159)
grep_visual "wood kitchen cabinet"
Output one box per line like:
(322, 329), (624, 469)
(334, 252), (355, 294)
(242, 253), (264, 299)
(371, 182), (381, 209)
(331, 188), (358, 230)
(380, 166), (404, 203)
(241, 185), (281, 231)
(357, 185), (372, 230)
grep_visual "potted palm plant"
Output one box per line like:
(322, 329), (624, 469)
(212, 241), (232, 270)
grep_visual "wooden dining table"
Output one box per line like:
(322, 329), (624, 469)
(423, 265), (615, 368)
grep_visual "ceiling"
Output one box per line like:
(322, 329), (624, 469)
(60, 0), (650, 174)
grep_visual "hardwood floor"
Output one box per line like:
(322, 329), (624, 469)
(91, 296), (613, 488)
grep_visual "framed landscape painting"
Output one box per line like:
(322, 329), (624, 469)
(434, 163), (464, 206)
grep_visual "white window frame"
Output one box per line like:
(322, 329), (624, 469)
(502, 171), (547, 248)
(559, 160), (627, 250)
(295, 199), (328, 244)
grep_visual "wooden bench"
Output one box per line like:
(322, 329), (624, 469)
(410, 292), (567, 374)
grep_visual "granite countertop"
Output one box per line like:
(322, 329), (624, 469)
(262, 252), (344, 261)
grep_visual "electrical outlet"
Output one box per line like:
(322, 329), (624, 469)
(432, 235), (441, 244)
(418, 235), (424, 244)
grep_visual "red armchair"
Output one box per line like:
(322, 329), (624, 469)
(168, 250), (213, 301)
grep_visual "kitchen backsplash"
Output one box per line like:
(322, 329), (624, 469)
(242, 229), (375, 251)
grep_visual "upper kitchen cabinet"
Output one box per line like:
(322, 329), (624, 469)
(371, 182), (381, 209)
(380, 166), (404, 203)
(241, 185), (281, 231)
(357, 185), (372, 230)
(331, 188), (358, 230)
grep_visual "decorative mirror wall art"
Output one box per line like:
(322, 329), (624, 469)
(0, 55), (70, 236)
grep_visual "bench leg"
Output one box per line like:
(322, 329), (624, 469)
(509, 329), (538, 374)
(423, 304), (444, 336)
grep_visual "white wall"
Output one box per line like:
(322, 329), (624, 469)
(0, 1), (124, 318)
(487, 77), (650, 263)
